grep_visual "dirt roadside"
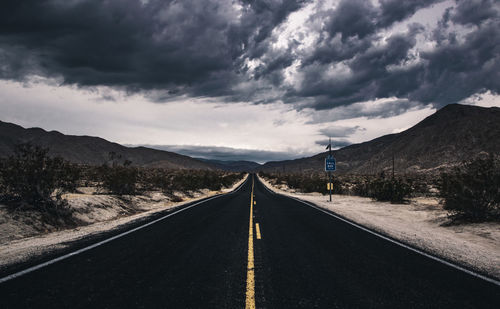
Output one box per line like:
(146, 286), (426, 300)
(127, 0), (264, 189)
(0, 175), (248, 270)
(258, 174), (500, 280)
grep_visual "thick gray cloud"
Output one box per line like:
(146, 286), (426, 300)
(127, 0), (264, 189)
(315, 124), (363, 149)
(327, 0), (377, 41)
(378, 0), (442, 28)
(290, 0), (440, 67)
(305, 99), (423, 124)
(134, 144), (314, 164)
(318, 125), (362, 137)
(0, 0), (307, 97)
(293, 24), (424, 110)
(318, 0), (438, 43)
(315, 139), (351, 149)
(449, 0), (499, 26)
(411, 18), (500, 105)
(0, 0), (498, 116)
(277, 0), (499, 111)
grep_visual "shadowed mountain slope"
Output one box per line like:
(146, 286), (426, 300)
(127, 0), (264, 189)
(260, 104), (500, 175)
(0, 121), (214, 170)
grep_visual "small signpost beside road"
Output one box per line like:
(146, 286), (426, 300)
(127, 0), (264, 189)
(325, 138), (336, 202)
(325, 156), (336, 172)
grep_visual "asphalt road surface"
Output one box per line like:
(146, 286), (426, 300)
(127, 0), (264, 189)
(1, 175), (499, 308)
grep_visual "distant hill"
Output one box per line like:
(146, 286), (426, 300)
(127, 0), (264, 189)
(0, 121), (215, 170)
(260, 104), (500, 175)
(198, 159), (261, 172)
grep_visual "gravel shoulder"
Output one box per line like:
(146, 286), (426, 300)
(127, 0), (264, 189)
(0, 175), (248, 270)
(258, 175), (500, 280)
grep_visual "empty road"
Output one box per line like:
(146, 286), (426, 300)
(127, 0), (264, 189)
(1, 175), (499, 308)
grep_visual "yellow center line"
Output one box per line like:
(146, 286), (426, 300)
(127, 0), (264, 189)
(255, 223), (261, 240)
(245, 176), (256, 309)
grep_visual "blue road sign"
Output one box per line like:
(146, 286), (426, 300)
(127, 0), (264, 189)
(325, 157), (336, 171)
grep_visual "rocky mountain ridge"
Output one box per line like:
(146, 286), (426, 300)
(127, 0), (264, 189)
(260, 104), (500, 175)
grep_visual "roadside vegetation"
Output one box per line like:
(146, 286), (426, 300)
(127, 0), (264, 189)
(0, 144), (80, 226)
(258, 171), (415, 203)
(0, 143), (244, 227)
(439, 155), (500, 222)
(352, 173), (413, 203)
(260, 155), (500, 222)
(138, 168), (243, 194)
(88, 153), (244, 196)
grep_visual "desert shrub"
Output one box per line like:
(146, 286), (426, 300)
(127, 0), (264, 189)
(0, 144), (79, 204)
(440, 155), (500, 221)
(0, 143), (79, 225)
(136, 168), (244, 194)
(57, 161), (81, 193)
(258, 172), (345, 195)
(170, 195), (183, 202)
(99, 165), (138, 195)
(352, 179), (372, 197)
(76, 165), (100, 187)
(98, 152), (138, 195)
(221, 172), (245, 188)
(170, 172), (207, 192)
(407, 174), (438, 196)
(369, 176), (413, 203)
(135, 168), (168, 191)
(169, 170), (243, 193)
(260, 171), (412, 202)
(350, 173), (412, 203)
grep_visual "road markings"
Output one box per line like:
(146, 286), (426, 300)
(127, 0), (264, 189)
(258, 177), (500, 287)
(245, 176), (256, 309)
(255, 223), (261, 240)
(0, 176), (250, 284)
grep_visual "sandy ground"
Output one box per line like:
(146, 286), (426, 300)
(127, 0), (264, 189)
(258, 175), (500, 280)
(0, 175), (248, 269)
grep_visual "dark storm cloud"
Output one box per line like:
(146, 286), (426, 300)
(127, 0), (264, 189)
(319, 0), (434, 43)
(306, 99), (423, 124)
(315, 139), (351, 149)
(318, 125), (362, 137)
(292, 24), (423, 110)
(449, 0), (499, 26)
(0, 0), (307, 97)
(409, 18), (500, 105)
(282, 0), (500, 112)
(327, 0), (377, 41)
(0, 0), (230, 89)
(134, 144), (314, 163)
(236, 0), (310, 57)
(0, 0), (499, 117)
(378, 0), (442, 28)
(305, 0), (439, 65)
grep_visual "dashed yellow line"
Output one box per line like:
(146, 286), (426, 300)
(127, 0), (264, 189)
(255, 223), (261, 240)
(245, 177), (256, 309)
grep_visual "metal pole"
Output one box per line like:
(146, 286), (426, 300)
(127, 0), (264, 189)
(329, 171), (332, 202)
(329, 137), (332, 202)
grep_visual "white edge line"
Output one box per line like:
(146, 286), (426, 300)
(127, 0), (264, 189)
(0, 176), (249, 284)
(257, 177), (500, 287)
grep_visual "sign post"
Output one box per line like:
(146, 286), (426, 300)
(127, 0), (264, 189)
(325, 138), (336, 202)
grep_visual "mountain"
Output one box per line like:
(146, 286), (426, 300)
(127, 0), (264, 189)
(0, 121), (215, 170)
(198, 159), (261, 172)
(260, 104), (500, 175)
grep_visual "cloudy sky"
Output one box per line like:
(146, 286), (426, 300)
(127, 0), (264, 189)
(0, 0), (499, 163)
